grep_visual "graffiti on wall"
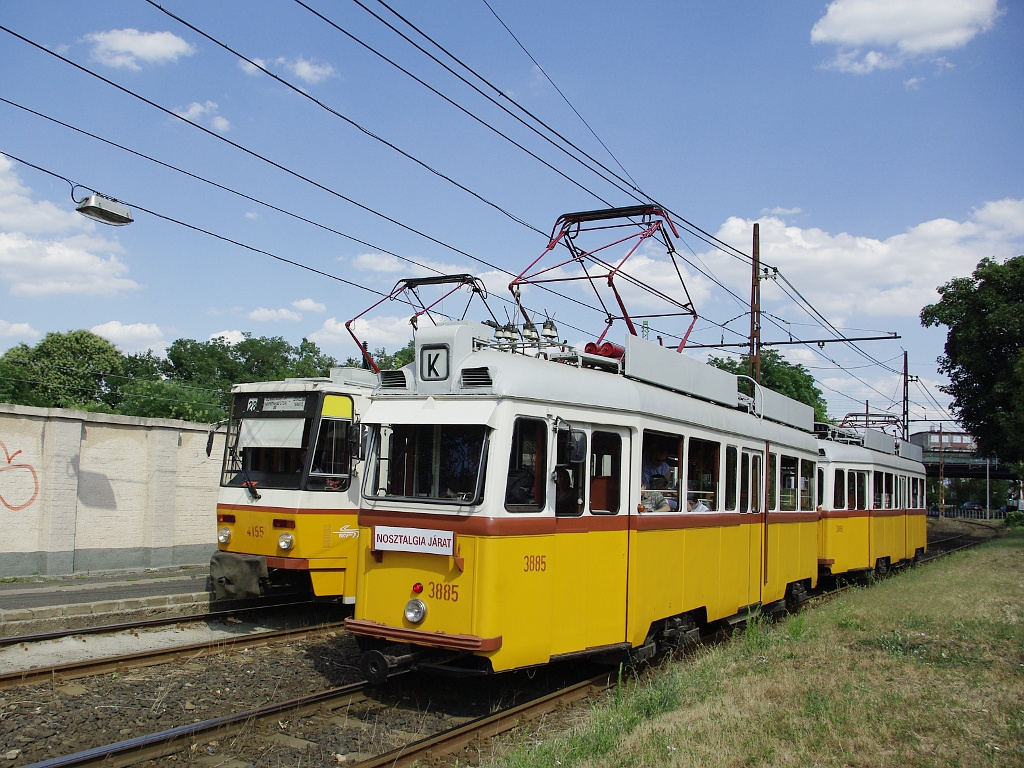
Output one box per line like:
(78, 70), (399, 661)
(0, 439), (39, 511)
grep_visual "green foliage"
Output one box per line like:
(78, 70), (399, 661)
(0, 330), (125, 409)
(708, 348), (830, 423)
(115, 379), (228, 422)
(343, 339), (415, 371)
(921, 255), (1024, 462)
(1005, 509), (1024, 528)
(0, 332), (344, 423)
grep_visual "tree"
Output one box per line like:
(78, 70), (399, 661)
(921, 255), (1024, 462)
(116, 379), (228, 422)
(0, 330), (125, 410)
(0, 331), (340, 422)
(342, 339), (415, 371)
(707, 348), (830, 424)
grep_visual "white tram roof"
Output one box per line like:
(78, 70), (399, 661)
(364, 321), (818, 449)
(230, 366), (378, 395)
(816, 438), (926, 474)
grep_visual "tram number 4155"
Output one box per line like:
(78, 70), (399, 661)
(524, 554), (547, 572)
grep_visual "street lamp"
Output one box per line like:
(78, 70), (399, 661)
(74, 191), (133, 226)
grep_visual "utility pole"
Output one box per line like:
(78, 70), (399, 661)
(939, 423), (945, 512)
(749, 223), (761, 384)
(902, 351), (919, 441)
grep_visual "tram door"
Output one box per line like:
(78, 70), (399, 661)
(550, 428), (630, 655)
(743, 449), (765, 607)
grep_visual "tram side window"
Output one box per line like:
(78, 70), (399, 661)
(641, 431), (683, 512)
(854, 470), (868, 510)
(589, 431), (622, 515)
(741, 454), (751, 512)
(751, 454), (762, 514)
(768, 453), (778, 511)
(779, 455), (798, 511)
(800, 459), (815, 511)
(506, 418), (547, 512)
(873, 471), (883, 509)
(885, 472), (894, 508)
(306, 418), (351, 491)
(833, 468), (845, 509)
(725, 446), (738, 511)
(688, 437), (720, 511)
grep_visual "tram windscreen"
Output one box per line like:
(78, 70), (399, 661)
(366, 424), (488, 505)
(221, 392), (353, 491)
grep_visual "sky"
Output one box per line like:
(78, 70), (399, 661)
(0, 0), (1021, 431)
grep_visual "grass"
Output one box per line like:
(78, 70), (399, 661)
(486, 528), (1024, 767)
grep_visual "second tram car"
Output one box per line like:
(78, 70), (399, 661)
(210, 367), (375, 602)
(815, 425), (927, 578)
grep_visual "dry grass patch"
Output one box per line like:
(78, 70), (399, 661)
(487, 530), (1024, 768)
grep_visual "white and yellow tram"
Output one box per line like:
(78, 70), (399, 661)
(815, 426), (928, 578)
(341, 206), (927, 680)
(210, 368), (375, 602)
(345, 322), (829, 680)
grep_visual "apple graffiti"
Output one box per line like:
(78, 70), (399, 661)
(0, 440), (39, 512)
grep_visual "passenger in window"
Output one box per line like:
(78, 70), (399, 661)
(642, 445), (679, 510)
(555, 468), (577, 516)
(687, 493), (710, 513)
(641, 474), (673, 513)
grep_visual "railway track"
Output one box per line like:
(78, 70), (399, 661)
(0, 621), (347, 692)
(22, 671), (615, 768)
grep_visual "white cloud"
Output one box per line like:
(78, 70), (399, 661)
(83, 29), (195, 70)
(0, 320), (38, 338)
(0, 155), (90, 235)
(91, 321), (166, 355)
(293, 298), (326, 313)
(249, 307), (301, 322)
(309, 315), (413, 351)
(0, 159), (140, 297)
(173, 101), (230, 133)
(351, 252), (406, 273)
(811, 0), (1001, 73)
(762, 206), (803, 217)
(286, 57), (335, 85)
(210, 329), (245, 345)
(711, 198), (1024, 321)
(0, 232), (140, 296)
(239, 56), (335, 85)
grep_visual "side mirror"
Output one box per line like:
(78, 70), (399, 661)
(206, 430), (216, 457)
(348, 421), (365, 462)
(557, 428), (587, 464)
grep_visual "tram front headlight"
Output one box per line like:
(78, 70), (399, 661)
(404, 599), (427, 624)
(278, 532), (295, 551)
(217, 527), (231, 545)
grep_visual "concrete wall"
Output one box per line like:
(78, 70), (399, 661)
(0, 403), (223, 577)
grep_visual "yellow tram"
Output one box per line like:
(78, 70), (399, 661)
(209, 369), (375, 602)
(815, 426), (928, 578)
(340, 207), (927, 680)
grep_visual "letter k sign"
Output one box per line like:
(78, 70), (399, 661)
(420, 345), (449, 381)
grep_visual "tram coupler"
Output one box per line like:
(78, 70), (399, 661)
(359, 647), (416, 684)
